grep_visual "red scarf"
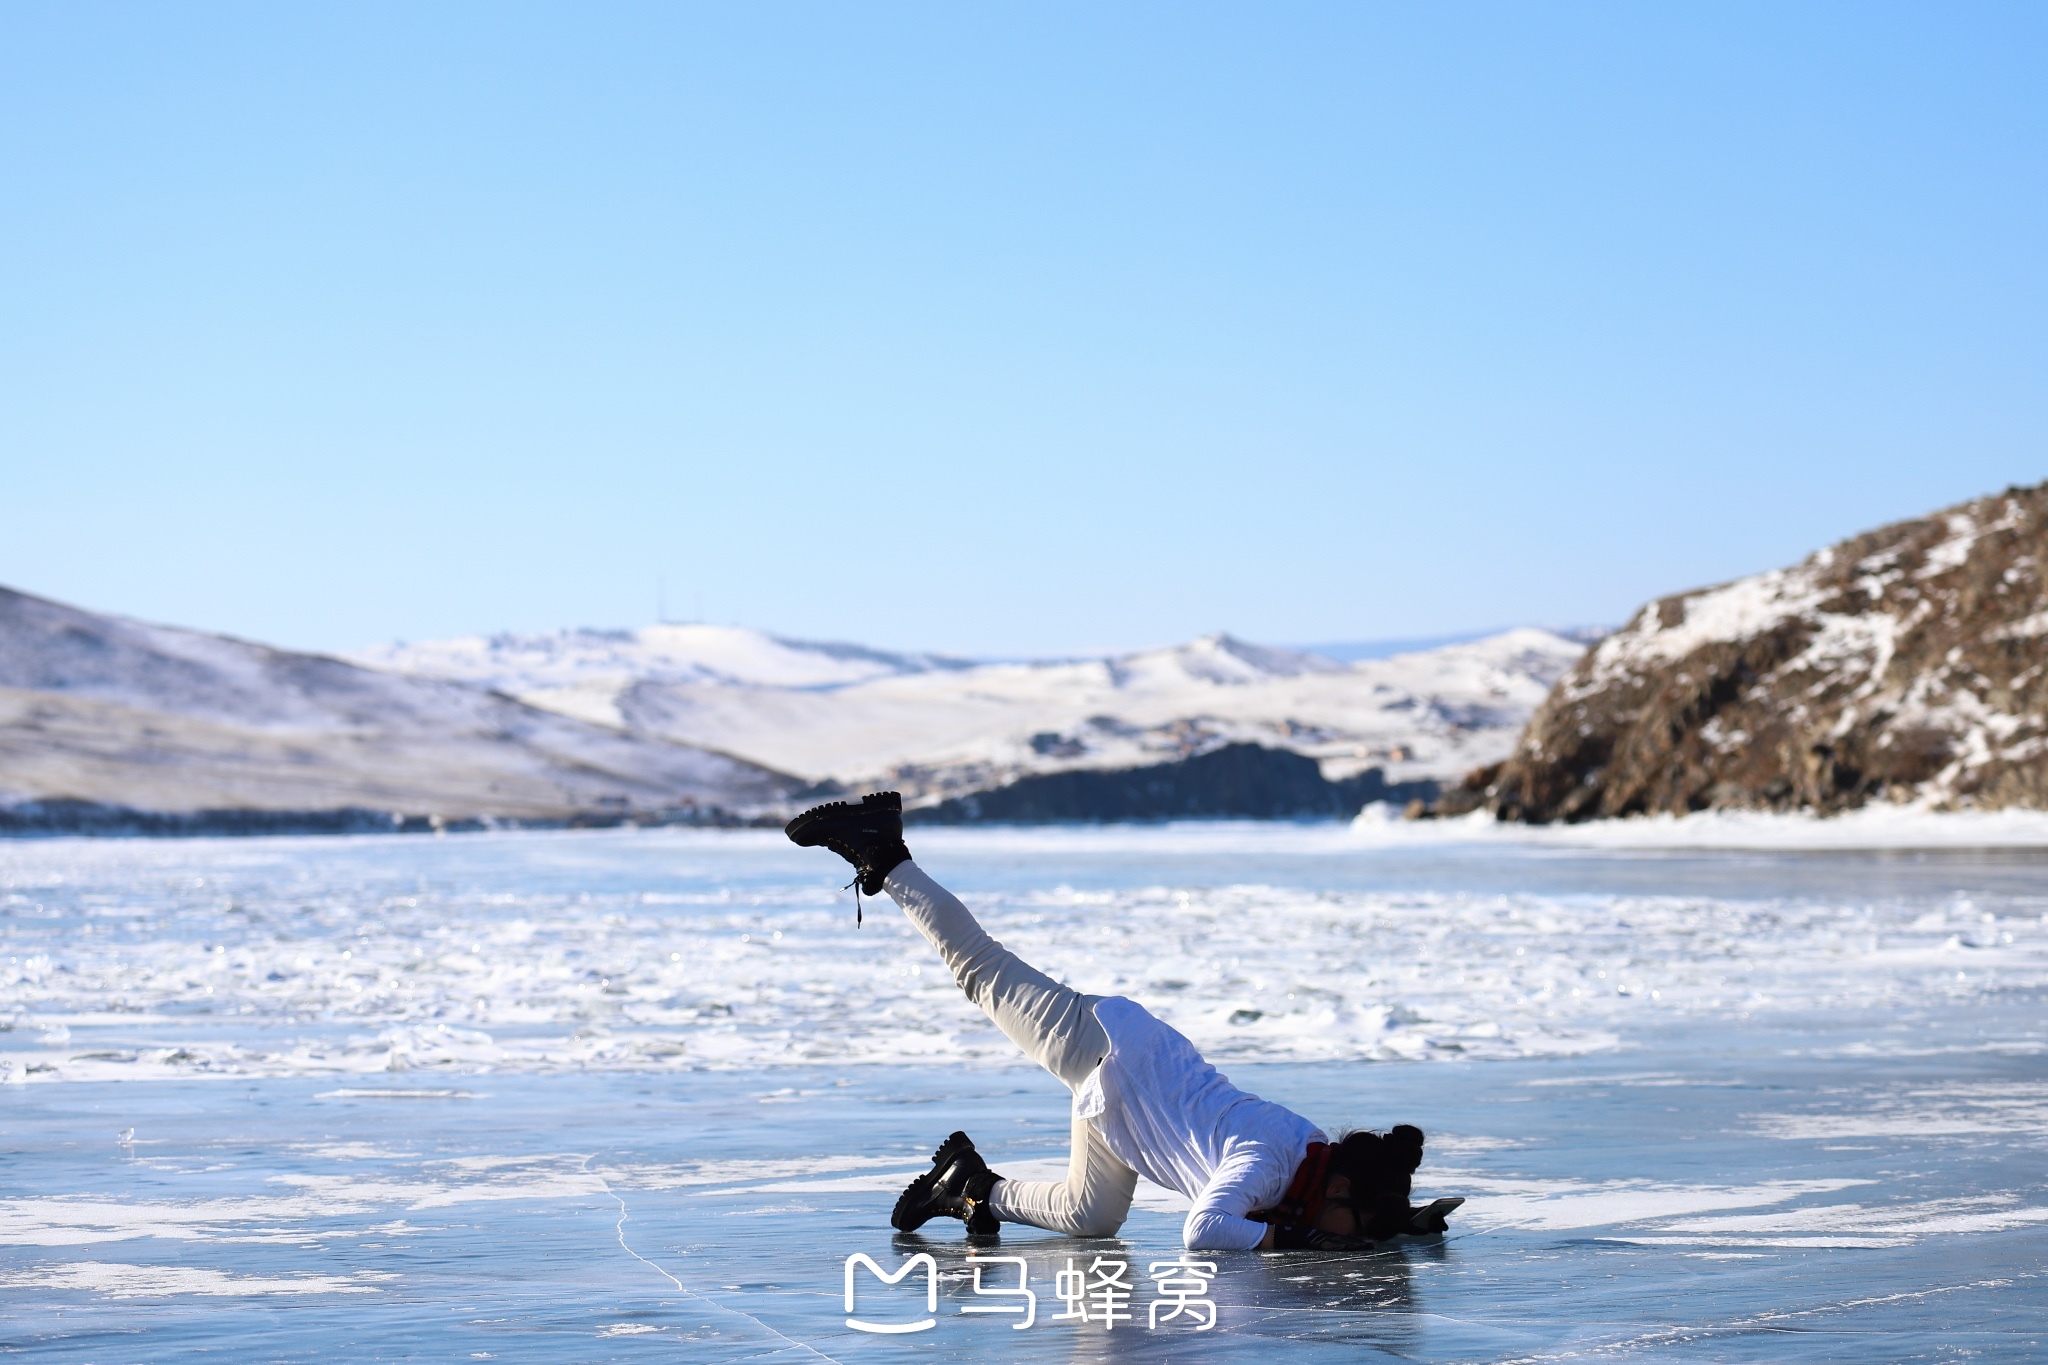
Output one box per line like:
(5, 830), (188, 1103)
(1262, 1141), (1331, 1236)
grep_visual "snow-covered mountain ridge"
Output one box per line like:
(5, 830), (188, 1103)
(0, 587), (798, 823)
(350, 623), (975, 725)
(355, 624), (1588, 805)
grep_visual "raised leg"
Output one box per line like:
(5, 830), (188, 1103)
(882, 860), (1136, 1237)
(882, 860), (1109, 1088)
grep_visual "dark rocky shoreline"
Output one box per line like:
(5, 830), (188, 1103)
(0, 799), (758, 838)
(909, 742), (1437, 825)
(3, 745), (1439, 836)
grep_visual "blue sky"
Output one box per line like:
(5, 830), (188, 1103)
(3, 2), (2043, 657)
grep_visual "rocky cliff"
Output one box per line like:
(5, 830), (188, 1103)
(1438, 483), (2048, 822)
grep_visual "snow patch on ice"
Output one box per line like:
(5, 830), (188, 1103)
(0, 1262), (389, 1297)
(1446, 1176), (1867, 1232)
(1351, 803), (2048, 849)
(0, 1155), (614, 1246)
(1750, 1081), (2048, 1140)
(5, 828), (2046, 1082)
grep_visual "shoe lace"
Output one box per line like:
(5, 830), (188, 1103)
(822, 834), (867, 926)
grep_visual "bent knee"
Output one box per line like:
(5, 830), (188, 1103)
(1069, 1213), (1126, 1238)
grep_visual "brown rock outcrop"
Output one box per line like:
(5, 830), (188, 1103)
(1444, 483), (2048, 822)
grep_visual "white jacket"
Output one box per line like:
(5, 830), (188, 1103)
(1074, 996), (1324, 1250)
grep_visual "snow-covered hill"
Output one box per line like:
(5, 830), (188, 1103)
(0, 587), (799, 821)
(356, 624), (1587, 804)
(350, 624), (974, 730)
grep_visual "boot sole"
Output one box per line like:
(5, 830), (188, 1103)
(785, 793), (902, 846)
(783, 803), (852, 846)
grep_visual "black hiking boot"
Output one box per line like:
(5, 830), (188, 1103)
(892, 1130), (1003, 1238)
(785, 792), (911, 897)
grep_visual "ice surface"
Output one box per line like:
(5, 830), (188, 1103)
(4, 1047), (2043, 1359)
(7, 826), (2046, 1084)
(3, 829), (2044, 1359)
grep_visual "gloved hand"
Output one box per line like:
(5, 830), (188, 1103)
(1403, 1196), (1464, 1234)
(1271, 1224), (1375, 1252)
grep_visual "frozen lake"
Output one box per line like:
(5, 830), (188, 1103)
(4, 825), (2046, 1360)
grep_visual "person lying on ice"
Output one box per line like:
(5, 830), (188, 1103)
(786, 791), (1462, 1252)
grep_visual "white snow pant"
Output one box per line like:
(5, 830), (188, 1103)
(883, 861), (1138, 1238)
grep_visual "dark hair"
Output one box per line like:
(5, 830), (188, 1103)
(1326, 1125), (1425, 1238)
(1327, 1124), (1424, 1191)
